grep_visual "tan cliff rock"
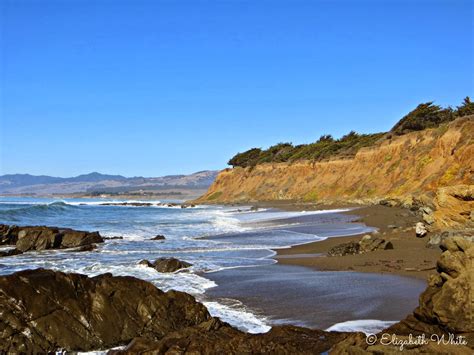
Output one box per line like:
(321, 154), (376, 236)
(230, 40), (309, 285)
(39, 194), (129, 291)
(196, 117), (473, 229)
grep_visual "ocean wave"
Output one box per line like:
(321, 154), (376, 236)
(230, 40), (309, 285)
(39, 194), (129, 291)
(0, 201), (77, 220)
(203, 300), (271, 334)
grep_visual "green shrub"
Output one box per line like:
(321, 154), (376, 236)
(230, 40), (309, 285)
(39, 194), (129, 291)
(227, 97), (472, 168)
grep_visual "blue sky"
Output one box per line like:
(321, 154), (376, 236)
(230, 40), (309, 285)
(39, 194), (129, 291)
(1, 0), (472, 177)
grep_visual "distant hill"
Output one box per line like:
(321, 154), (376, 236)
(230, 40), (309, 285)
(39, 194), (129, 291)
(0, 171), (219, 197)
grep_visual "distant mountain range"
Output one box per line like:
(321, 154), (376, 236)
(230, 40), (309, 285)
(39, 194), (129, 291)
(0, 171), (219, 197)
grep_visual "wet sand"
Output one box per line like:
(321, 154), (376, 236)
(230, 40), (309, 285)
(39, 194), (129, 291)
(205, 204), (435, 330)
(276, 205), (441, 279)
(206, 264), (426, 330)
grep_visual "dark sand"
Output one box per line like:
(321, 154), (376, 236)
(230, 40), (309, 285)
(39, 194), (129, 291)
(205, 204), (435, 329)
(276, 205), (441, 280)
(206, 264), (425, 329)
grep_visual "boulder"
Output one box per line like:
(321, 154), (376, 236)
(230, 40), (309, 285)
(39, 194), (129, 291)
(415, 222), (428, 238)
(358, 235), (393, 252)
(60, 229), (103, 248)
(426, 230), (474, 248)
(0, 269), (210, 353)
(16, 227), (63, 251)
(328, 242), (360, 256)
(139, 257), (192, 272)
(0, 225), (104, 252)
(328, 236), (393, 256)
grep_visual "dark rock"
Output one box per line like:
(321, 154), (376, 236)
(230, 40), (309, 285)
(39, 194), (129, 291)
(1, 225), (104, 252)
(16, 227), (63, 251)
(60, 229), (103, 248)
(359, 235), (394, 252)
(150, 234), (166, 241)
(328, 242), (360, 256)
(0, 248), (23, 257)
(103, 236), (123, 240)
(0, 224), (21, 245)
(112, 318), (349, 355)
(140, 257), (192, 272)
(0, 269), (210, 353)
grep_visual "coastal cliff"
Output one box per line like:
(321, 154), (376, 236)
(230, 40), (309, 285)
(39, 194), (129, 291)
(196, 117), (473, 228)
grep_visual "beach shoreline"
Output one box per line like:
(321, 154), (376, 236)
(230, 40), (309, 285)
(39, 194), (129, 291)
(225, 202), (441, 280)
(274, 204), (441, 280)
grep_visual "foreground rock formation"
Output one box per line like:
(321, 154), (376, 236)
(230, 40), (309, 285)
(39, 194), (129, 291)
(0, 224), (104, 255)
(0, 269), (210, 352)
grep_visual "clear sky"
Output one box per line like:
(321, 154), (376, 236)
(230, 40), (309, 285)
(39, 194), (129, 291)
(1, 0), (472, 177)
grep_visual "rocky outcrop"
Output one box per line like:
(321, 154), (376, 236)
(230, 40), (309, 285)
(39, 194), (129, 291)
(0, 224), (104, 253)
(387, 237), (473, 339)
(0, 269), (211, 353)
(113, 319), (349, 354)
(328, 235), (393, 256)
(140, 257), (192, 272)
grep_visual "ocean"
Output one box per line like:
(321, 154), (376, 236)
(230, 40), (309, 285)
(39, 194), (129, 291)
(0, 196), (423, 334)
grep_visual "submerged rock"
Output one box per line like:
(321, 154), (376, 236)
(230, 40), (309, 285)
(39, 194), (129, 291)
(139, 257), (192, 272)
(0, 269), (210, 353)
(150, 234), (166, 240)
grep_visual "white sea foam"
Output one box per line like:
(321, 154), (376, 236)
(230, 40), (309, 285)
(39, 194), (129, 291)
(326, 319), (397, 335)
(204, 300), (271, 334)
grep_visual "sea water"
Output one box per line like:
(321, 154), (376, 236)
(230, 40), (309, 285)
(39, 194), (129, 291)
(0, 196), (373, 333)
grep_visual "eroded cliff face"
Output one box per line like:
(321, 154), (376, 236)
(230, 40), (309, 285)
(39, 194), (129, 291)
(197, 117), (473, 228)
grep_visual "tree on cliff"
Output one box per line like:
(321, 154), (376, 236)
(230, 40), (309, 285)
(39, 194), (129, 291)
(390, 102), (454, 135)
(456, 96), (474, 117)
(228, 148), (262, 168)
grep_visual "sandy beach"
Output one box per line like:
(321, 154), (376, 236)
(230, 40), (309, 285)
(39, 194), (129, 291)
(276, 204), (441, 280)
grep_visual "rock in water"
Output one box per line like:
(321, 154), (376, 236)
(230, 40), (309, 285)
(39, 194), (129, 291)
(415, 222), (428, 238)
(0, 224), (104, 252)
(0, 269), (210, 352)
(150, 234), (166, 240)
(139, 257), (192, 272)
